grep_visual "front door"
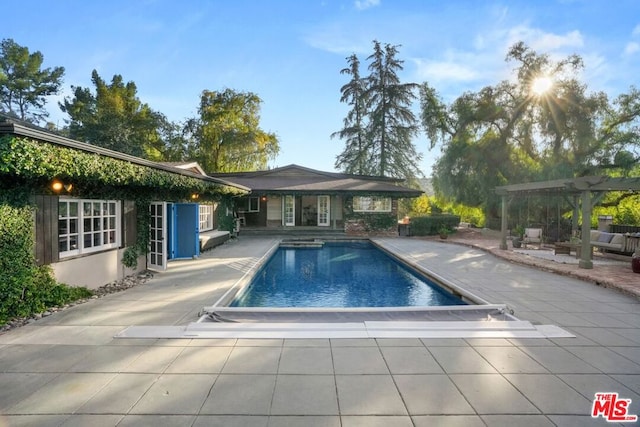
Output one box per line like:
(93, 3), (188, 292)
(283, 195), (295, 226)
(317, 195), (330, 226)
(148, 202), (167, 271)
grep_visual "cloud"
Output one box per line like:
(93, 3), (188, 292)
(354, 0), (380, 11)
(624, 42), (640, 56)
(506, 26), (584, 52)
(413, 58), (479, 83)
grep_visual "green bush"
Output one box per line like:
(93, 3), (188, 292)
(410, 214), (461, 236)
(0, 201), (92, 325)
(348, 212), (398, 231)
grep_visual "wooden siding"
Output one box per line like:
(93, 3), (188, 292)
(34, 195), (59, 266)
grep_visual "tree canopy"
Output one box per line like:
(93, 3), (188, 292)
(421, 42), (640, 221)
(0, 38), (65, 124)
(60, 70), (166, 159)
(184, 89), (280, 173)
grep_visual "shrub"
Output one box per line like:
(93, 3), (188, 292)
(410, 214), (461, 236)
(0, 200), (92, 325)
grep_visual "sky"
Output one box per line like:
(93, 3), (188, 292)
(4, 0), (640, 176)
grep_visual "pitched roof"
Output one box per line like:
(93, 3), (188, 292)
(0, 117), (249, 192)
(210, 164), (422, 197)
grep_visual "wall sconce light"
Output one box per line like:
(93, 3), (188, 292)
(261, 196), (267, 202)
(191, 193), (200, 200)
(51, 179), (73, 193)
(51, 179), (63, 192)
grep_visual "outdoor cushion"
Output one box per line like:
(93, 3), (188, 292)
(596, 232), (614, 243)
(610, 234), (624, 245)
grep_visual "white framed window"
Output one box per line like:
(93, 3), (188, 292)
(199, 204), (215, 231)
(352, 196), (392, 212)
(58, 198), (120, 258)
(237, 196), (259, 213)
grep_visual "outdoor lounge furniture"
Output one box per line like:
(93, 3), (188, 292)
(523, 228), (542, 248)
(590, 230), (626, 252)
(199, 230), (230, 252)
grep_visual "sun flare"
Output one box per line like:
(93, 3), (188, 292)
(531, 76), (553, 96)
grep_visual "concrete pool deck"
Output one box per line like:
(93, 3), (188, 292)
(1, 235), (639, 426)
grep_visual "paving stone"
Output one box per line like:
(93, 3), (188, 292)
(58, 415), (125, 427)
(129, 373), (214, 415)
(271, 375), (338, 415)
(200, 374), (276, 415)
(412, 415), (486, 427)
(519, 345), (601, 374)
(222, 346), (281, 374)
(121, 345), (184, 373)
(428, 346), (497, 374)
(480, 415), (555, 426)
(0, 373), (58, 412)
(332, 346), (389, 374)
(7, 373), (116, 414)
(474, 346), (548, 373)
(394, 374), (475, 415)
(341, 415), (414, 426)
(564, 346), (640, 374)
(268, 416), (340, 427)
(278, 347), (334, 374)
(5, 344), (93, 373)
(76, 373), (157, 413)
(335, 375), (407, 415)
(450, 374), (540, 414)
(503, 374), (592, 414)
(118, 415), (198, 426)
(380, 346), (443, 374)
(164, 346), (233, 373)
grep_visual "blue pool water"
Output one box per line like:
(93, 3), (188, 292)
(230, 241), (467, 308)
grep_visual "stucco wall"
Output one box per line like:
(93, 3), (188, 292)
(51, 248), (146, 289)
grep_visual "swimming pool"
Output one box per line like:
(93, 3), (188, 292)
(229, 240), (466, 308)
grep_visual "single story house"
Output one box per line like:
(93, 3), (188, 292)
(1, 116), (422, 289)
(209, 165), (422, 233)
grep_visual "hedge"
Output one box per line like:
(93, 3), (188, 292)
(410, 214), (461, 236)
(0, 201), (92, 325)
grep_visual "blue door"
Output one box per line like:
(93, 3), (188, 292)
(167, 203), (200, 260)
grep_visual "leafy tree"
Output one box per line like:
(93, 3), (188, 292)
(421, 42), (640, 221)
(365, 41), (422, 179)
(184, 89), (279, 173)
(332, 54), (372, 175)
(0, 38), (65, 123)
(60, 70), (165, 158)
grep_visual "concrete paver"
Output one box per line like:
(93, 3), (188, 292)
(0, 235), (639, 425)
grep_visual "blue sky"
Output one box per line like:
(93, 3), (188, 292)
(5, 0), (640, 175)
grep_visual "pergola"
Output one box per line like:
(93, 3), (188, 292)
(495, 176), (640, 269)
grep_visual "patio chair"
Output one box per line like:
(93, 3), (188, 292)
(523, 228), (543, 248)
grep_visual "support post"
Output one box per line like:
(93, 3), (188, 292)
(579, 190), (593, 269)
(500, 194), (508, 250)
(572, 195), (580, 238)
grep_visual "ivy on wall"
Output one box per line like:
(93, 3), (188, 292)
(1, 135), (247, 269)
(0, 136), (246, 201)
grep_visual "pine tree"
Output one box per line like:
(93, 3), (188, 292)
(333, 41), (422, 180)
(332, 54), (372, 175)
(365, 41), (421, 179)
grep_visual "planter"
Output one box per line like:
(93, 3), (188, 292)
(439, 233), (448, 240)
(512, 238), (522, 248)
(632, 252), (640, 274)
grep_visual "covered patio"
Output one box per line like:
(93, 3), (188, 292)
(495, 176), (640, 269)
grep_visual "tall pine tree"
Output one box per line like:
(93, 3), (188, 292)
(332, 54), (371, 175)
(366, 41), (421, 179)
(333, 41), (422, 180)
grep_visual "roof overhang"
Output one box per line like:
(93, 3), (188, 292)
(0, 119), (250, 192)
(495, 176), (640, 196)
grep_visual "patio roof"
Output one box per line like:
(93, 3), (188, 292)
(494, 175), (640, 269)
(495, 175), (640, 195)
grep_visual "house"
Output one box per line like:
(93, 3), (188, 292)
(0, 117), (248, 288)
(209, 165), (422, 233)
